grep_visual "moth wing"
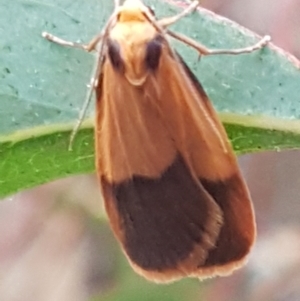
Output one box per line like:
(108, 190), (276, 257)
(151, 52), (256, 278)
(95, 47), (255, 282)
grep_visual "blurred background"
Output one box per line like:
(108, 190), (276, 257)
(2, 0), (300, 300)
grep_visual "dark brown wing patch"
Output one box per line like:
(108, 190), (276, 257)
(201, 174), (254, 267)
(101, 154), (223, 271)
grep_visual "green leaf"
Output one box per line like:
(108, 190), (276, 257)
(1, 0), (300, 197)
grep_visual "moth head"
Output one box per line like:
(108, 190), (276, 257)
(106, 1), (164, 86)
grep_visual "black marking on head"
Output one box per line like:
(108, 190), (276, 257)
(145, 35), (164, 72)
(201, 175), (251, 266)
(107, 154), (216, 271)
(107, 39), (125, 72)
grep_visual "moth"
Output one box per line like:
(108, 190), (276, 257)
(43, 0), (270, 283)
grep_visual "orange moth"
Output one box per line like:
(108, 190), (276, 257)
(43, 0), (270, 283)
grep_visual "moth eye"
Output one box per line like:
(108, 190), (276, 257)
(107, 39), (125, 72)
(145, 35), (163, 71)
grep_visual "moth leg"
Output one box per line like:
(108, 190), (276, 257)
(42, 9), (120, 150)
(158, 1), (199, 28)
(167, 30), (271, 55)
(41, 31), (104, 150)
(42, 31), (103, 52)
(143, 2), (200, 61)
(42, 31), (105, 150)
